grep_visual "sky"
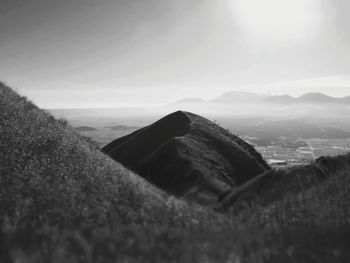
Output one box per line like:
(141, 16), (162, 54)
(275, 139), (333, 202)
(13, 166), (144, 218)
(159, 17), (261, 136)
(0, 0), (350, 108)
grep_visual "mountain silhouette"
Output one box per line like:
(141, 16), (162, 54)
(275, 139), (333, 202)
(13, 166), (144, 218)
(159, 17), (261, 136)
(263, 94), (294, 104)
(298, 92), (338, 103)
(173, 92), (350, 107)
(103, 111), (269, 206)
(210, 91), (268, 104)
(264, 92), (350, 104)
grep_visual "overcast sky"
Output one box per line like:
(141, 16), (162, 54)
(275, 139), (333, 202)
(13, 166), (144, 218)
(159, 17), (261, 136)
(1, 0), (350, 108)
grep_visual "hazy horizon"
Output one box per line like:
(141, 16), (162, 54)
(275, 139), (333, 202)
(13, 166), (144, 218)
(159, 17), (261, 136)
(1, 0), (350, 108)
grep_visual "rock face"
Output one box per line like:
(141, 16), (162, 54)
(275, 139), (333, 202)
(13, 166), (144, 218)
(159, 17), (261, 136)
(103, 111), (269, 206)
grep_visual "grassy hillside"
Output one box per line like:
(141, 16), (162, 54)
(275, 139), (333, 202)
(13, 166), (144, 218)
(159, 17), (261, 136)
(1, 83), (350, 262)
(219, 154), (350, 210)
(230, 157), (350, 227)
(0, 83), (221, 228)
(1, 165), (350, 263)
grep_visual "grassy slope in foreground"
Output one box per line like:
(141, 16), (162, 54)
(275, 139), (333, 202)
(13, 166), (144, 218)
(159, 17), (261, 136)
(1, 83), (350, 262)
(0, 83), (221, 228)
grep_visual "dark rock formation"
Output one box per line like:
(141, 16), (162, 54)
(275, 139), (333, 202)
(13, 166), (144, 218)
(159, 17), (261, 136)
(103, 111), (269, 206)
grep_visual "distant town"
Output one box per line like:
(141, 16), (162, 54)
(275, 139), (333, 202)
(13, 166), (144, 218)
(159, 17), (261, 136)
(242, 136), (350, 167)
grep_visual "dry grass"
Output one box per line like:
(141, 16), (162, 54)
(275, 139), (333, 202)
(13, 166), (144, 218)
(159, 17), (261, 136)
(0, 83), (221, 229)
(1, 82), (350, 262)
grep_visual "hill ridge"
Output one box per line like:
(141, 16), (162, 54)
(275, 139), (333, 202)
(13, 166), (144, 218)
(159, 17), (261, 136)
(103, 110), (269, 206)
(0, 83), (221, 228)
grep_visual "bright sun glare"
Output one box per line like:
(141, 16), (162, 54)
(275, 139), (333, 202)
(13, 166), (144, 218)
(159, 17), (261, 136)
(231, 0), (322, 44)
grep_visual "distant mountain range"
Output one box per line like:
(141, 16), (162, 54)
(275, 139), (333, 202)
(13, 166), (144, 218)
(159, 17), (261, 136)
(210, 91), (269, 104)
(176, 91), (350, 105)
(264, 93), (350, 104)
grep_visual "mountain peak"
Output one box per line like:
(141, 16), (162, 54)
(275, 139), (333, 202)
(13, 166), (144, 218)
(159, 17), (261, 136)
(103, 111), (269, 206)
(298, 92), (335, 101)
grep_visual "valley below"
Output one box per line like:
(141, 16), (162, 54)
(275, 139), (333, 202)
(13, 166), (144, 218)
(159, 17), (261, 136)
(52, 109), (350, 168)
